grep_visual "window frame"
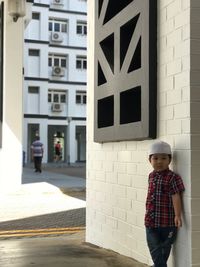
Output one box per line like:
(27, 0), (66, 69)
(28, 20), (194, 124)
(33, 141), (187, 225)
(76, 56), (87, 70)
(48, 54), (67, 68)
(48, 90), (67, 104)
(28, 86), (39, 94)
(76, 91), (87, 105)
(76, 21), (87, 35)
(49, 19), (68, 33)
(32, 12), (40, 20)
(29, 49), (40, 57)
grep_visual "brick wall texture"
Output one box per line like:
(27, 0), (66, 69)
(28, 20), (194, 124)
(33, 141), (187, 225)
(86, 1), (199, 266)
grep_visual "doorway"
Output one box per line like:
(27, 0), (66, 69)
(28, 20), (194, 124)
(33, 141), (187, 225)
(76, 126), (86, 162)
(48, 125), (67, 162)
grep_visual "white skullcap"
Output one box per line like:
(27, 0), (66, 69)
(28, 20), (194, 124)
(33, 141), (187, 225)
(149, 141), (172, 155)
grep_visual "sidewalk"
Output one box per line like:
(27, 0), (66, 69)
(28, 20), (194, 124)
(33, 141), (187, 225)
(22, 166), (86, 193)
(0, 166), (86, 222)
(0, 166), (149, 267)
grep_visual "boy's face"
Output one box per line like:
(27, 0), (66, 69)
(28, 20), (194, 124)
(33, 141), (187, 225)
(149, 153), (171, 172)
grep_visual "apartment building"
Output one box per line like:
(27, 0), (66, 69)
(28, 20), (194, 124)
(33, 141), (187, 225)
(23, 0), (87, 164)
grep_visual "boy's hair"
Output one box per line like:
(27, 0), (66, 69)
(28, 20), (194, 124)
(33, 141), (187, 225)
(149, 154), (172, 160)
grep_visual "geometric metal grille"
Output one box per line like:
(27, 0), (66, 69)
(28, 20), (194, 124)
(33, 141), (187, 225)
(94, 0), (157, 142)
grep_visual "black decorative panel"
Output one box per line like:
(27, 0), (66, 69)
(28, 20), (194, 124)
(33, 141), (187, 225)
(120, 86), (141, 124)
(98, 0), (104, 18)
(98, 62), (107, 86)
(94, 0), (157, 142)
(128, 37), (141, 73)
(120, 14), (140, 69)
(98, 95), (114, 128)
(103, 0), (134, 24)
(100, 33), (114, 73)
(0, 3), (3, 148)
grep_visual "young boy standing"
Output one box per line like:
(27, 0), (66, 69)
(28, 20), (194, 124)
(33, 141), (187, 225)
(145, 141), (185, 267)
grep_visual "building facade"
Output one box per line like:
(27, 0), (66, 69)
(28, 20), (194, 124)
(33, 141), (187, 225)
(23, 0), (87, 164)
(87, 1), (200, 267)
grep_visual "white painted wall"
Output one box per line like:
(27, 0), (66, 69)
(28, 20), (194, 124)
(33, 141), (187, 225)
(69, 0), (87, 13)
(25, 5), (49, 41)
(0, 1), (24, 193)
(24, 43), (49, 78)
(86, 1), (191, 266)
(33, 0), (87, 13)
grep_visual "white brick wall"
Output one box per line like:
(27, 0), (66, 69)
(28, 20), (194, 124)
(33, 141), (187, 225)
(87, 1), (192, 266)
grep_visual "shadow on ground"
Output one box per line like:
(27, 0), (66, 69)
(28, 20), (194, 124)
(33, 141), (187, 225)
(0, 208), (86, 231)
(0, 232), (148, 267)
(33, 163), (86, 179)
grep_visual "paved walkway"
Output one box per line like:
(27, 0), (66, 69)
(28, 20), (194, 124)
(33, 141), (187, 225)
(43, 162), (86, 178)
(0, 165), (149, 267)
(0, 166), (86, 237)
(0, 167), (86, 223)
(0, 231), (148, 267)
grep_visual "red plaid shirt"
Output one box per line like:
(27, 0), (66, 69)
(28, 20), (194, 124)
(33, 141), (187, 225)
(145, 169), (185, 227)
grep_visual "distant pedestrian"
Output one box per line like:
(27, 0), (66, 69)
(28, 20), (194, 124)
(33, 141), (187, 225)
(55, 141), (61, 162)
(31, 136), (44, 173)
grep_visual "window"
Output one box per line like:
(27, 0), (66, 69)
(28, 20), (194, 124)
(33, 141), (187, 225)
(53, 94), (59, 103)
(60, 94), (66, 103)
(48, 90), (66, 103)
(76, 91), (86, 104)
(32, 13), (40, 20)
(76, 21), (87, 35)
(29, 49), (40, 57)
(48, 54), (67, 68)
(48, 93), (52, 102)
(76, 56), (87, 70)
(28, 86), (39, 94)
(49, 19), (68, 33)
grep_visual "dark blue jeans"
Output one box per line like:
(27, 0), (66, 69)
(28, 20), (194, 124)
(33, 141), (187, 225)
(34, 156), (42, 172)
(146, 227), (177, 267)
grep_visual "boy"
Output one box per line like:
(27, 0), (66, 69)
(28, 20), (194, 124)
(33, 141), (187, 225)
(145, 141), (185, 267)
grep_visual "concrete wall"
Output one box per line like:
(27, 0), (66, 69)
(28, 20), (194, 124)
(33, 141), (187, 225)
(0, 1), (24, 192)
(190, 1), (200, 266)
(86, 1), (191, 266)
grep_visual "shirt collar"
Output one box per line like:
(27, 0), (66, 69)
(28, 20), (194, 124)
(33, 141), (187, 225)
(152, 168), (170, 176)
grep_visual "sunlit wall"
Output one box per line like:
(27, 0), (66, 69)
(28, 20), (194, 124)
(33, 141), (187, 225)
(0, 1), (24, 192)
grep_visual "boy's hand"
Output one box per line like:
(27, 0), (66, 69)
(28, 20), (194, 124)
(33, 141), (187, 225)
(172, 193), (183, 228)
(174, 215), (182, 227)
